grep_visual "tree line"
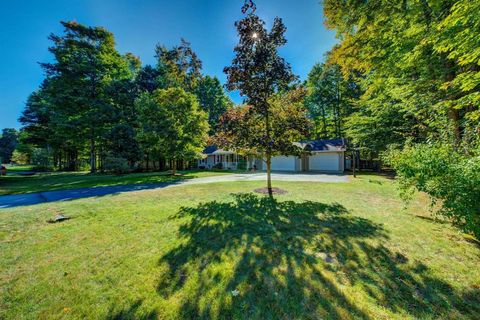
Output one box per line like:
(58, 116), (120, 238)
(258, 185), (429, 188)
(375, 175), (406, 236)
(16, 21), (231, 173)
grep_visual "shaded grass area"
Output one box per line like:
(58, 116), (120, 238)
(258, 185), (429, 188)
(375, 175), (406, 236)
(0, 170), (234, 195)
(0, 176), (479, 319)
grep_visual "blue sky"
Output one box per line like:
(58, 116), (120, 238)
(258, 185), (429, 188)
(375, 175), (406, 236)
(0, 0), (337, 129)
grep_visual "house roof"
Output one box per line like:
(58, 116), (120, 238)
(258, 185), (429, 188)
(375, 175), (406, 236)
(202, 145), (236, 155)
(203, 139), (346, 155)
(203, 145), (218, 154)
(294, 139), (346, 152)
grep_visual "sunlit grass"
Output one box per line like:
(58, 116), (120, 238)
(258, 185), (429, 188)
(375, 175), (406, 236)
(0, 175), (478, 319)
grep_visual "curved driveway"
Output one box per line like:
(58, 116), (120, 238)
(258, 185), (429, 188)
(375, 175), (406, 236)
(0, 172), (348, 209)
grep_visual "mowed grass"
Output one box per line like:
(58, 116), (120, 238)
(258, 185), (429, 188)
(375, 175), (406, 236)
(0, 174), (479, 319)
(0, 170), (235, 195)
(1, 165), (35, 173)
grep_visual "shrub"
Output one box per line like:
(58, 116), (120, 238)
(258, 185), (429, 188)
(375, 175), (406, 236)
(104, 156), (131, 174)
(213, 162), (223, 170)
(385, 143), (480, 239)
(237, 159), (247, 170)
(11, 150), (29, 165)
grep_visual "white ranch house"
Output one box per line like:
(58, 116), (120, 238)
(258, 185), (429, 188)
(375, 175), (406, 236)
(198, 139), (346, 173)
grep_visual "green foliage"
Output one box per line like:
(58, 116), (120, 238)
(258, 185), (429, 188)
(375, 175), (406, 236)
(0, 128), (18, 163)
(214, 89), (311, 157)
(323, 0), (480, 152)
(135, 65), (159, 93)
(20, 23), (221, 174)
(10, 150), (29, 165)
(323, 0), (480, 236)
(305, 63), (356, 139)
(237, 158), (247, 170)
(195, 76), (232, 133)
(137, 87), (209, 174)
(106, 124), (141, 166)
(212, 162), (223, 170)
(385, 144), (480, 239)
(104, 156), (131, 174)
(30, 148), (52, 170)
(155, 39), (202, 92)
(38, 21), (133, 172)
(224, 13), (298, 194)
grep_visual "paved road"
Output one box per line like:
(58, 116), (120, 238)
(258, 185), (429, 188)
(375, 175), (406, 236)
(0, 173), (348, 209)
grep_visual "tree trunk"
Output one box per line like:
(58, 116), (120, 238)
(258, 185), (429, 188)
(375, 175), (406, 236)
(450, 108), (461, 146)
(266, 153), (272, 194)
(90, 138), (96, 173)
(352, 150), (356, 178)
(145, 153), (149, 171)
(171, 157), (177, 175)
(265, 107), (273, 197)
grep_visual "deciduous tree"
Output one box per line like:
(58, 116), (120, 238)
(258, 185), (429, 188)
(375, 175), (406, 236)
(137, 88), (209, 175)
(214, 89), (311, 180)
(195, 76), (233, 133)
(224, 13), (296, 195)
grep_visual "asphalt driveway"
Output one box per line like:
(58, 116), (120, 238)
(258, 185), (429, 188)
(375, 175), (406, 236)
(0, 172), (348, 208)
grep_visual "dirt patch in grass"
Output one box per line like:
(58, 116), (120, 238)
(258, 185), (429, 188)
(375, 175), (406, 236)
(253, 187), (288, 195)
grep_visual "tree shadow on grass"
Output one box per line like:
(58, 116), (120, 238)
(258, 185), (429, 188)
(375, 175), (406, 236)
(106, 299), (158, 320)
(157, 193), (479, 319)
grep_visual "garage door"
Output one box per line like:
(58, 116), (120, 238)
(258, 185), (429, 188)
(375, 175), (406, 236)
(309, 153), (340, 171)
(271, 156), (296, 171)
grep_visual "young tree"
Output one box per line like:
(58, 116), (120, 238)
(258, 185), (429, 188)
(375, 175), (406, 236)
(224, 14), (296, 195)
(137, 88), (209, 175)
(195, 75), (233, 133)
(214, 89), (311, 185)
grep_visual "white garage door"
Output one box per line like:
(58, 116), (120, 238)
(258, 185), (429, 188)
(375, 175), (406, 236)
(271, 156), (296, 171)
(309, 153), (340, 171)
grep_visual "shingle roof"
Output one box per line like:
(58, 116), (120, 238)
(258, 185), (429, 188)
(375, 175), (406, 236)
(203, 139), (346, 155)
(203, 145), (218, 154)
(293, 139), (346, 152)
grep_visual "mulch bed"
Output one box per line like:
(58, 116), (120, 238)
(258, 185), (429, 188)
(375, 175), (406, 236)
(253, 187), (288, 195)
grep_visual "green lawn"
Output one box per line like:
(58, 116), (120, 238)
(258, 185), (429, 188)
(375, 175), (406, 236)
(0, 174), (479, 319)
(1, 164), (35, 173)
(0, 170), (235, 195)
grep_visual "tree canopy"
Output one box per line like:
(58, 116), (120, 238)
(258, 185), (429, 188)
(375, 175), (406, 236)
(320, 0), (480, 237)
(0, 128), (18, 164)
(16, 21), (230, 173)
(137, 88), (209, 175)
